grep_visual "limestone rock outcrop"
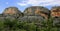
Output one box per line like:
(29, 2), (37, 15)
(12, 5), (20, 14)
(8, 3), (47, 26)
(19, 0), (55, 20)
(24, 6), (50, 19)
(2, 7), (23, 18)
(51, 6), (60, 26)
(51, 6), (60, 18)
(19, 6), (50, 22)
(0, 6), (60, 26)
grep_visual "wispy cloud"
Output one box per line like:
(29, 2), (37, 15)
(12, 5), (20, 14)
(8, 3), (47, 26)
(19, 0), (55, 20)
(17, 2), (28, 6)
(17, 0), (60, 6)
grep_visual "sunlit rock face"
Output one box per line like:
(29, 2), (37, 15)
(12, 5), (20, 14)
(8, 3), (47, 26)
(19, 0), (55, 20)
(51, 6), (60, 17)
(19, 6), (50, 22)
(24, 6), (50, 19)
(2, 7), (23, 18)
(3, 7), (21, 15)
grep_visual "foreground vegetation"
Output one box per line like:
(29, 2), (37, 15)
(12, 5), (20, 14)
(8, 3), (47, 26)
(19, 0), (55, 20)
(0, 18), (60, 31)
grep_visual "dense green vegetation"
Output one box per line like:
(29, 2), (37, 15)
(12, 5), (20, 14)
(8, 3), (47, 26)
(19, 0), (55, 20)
(0, 18), (60, 31)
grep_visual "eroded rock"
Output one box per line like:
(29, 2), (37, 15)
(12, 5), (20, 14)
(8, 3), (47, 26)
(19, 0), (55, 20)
(24, 6), (50, 19)
(2, 7), (23, 18)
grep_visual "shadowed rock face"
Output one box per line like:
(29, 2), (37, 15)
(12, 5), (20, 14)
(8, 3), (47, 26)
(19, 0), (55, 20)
(24, 6), (50, 19)
(51, 6), (60, 17)
(53, 17), (60, 26)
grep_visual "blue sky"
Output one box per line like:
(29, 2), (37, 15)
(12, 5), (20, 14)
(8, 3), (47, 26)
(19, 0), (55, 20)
(0, 0), (60, 14)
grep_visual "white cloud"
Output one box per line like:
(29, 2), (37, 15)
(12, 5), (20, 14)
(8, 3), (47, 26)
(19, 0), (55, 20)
(17, 3), (28, 6)
(17, 0), (60, 6)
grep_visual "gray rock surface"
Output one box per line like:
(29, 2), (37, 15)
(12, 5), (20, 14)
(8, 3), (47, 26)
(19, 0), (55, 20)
(19, 16), (46, 22)
(53, 17), (60, 26)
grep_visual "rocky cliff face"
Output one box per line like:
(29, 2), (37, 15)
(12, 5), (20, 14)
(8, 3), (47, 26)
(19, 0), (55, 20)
(51, 6), (60, 26)
(0, 6), (60, 20)
(18, 6), (50, 22)
(3, 7), (21, 15)
(2, 7), (23, 18)
(0, 6), (60, 26)
(51, 6), (60, 18)
(24, 6), (50, 19)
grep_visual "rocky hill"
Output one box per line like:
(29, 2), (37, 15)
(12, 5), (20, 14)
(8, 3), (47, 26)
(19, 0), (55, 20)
(24, 6), (50, 18)
(0, 6), (60, 26)
(51, 6), (60, 26)
(51, 6), (60, 17)
(19, 6), (50, 21)
(0, 7), (24, 21)
(2, 7), (23, 18)
(3, 7), (22, 15)
(0, 6), (60, 31)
